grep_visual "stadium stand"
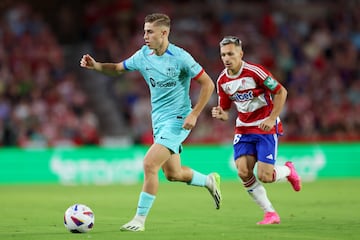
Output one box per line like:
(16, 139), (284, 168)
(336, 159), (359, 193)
(0, 0), (359, 146)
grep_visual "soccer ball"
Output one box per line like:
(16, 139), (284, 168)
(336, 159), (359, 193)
(64, 204), (95, 233)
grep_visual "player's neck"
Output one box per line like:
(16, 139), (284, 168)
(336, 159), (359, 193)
(154, 41), (169, 56)
(227, 65), (241, 76)
(228, 61), (243, 76)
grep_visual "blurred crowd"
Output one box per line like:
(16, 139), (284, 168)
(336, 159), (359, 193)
(0, 2), (100, 147)
(0, 0), (359, 147)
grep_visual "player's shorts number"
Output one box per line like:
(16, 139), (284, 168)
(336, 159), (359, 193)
(233, 134), (242, 145)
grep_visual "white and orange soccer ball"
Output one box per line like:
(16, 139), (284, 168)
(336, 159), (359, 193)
(64, 204), (95, 233)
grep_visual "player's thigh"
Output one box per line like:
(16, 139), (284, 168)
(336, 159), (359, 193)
(233, 134), (257, 179)
(162, 153), (181, 173)
(154, 119), (190, 154)
(161, 153), (192, 181)
(256, 134), (277, 165)
(255, 134), (277, 182)
(144, 143), (171, 172)
(235, 155), (257, 180)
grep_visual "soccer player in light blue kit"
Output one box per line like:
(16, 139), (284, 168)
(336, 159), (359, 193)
(80, 13), (221, 232)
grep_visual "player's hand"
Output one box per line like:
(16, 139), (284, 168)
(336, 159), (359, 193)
(259, 118), (275, 131)
(183, 113), (197, 130)
(80, 54), (97, 69)
(212, 106), (228, 121)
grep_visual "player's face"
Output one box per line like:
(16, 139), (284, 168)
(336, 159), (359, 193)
(220, 44), (243, 75)
(144, 22), (167, 53)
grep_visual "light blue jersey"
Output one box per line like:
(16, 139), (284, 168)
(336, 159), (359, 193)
(124, 43), (203, 124)
(123, 43), (204, 153)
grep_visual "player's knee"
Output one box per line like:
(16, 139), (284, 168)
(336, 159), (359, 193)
(143, 161), (158, 175)
(164, 171), (180, 181)
(238, 168), (252, 180)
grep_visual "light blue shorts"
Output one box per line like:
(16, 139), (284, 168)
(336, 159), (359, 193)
(233, 133), (278, 164)
(153, 117), (190, 154)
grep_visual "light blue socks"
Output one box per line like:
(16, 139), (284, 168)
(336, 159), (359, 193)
(188, 170), (207, 187)
(136, 191), (156, 216)
(135, 171), (206, 217)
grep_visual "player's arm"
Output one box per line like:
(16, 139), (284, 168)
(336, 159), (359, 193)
(212, 106), (229, 121)
(212, 79), (230, 121)
(80, 54), (126, 76)
(259, 85), (287, 131)
(183, 71), (215, 130)
(269, 85), (287, 121)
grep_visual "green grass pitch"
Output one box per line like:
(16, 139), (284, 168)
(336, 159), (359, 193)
(0, 179), (359, 240)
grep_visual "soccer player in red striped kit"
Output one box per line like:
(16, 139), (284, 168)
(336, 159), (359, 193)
(212, 36), (301, 225)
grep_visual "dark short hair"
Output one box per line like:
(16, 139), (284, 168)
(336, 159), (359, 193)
(145, 13), (170, 28)
(219, 36), (242, 47)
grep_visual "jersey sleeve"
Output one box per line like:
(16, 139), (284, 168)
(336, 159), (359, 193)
(262, 74), (282, 94)
(217, 78), (232, 111)
(123, 48), (142, 71)
(180, 50), (203, 79)
(252, 63), (282, 94)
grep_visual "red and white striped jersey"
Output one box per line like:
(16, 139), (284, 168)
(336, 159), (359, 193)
(216, 60), (283, 135)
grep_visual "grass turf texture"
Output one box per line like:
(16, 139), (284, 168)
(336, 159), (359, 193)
(0, 179), (359, 240)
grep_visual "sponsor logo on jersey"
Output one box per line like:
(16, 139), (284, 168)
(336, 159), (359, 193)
(150, 77), (156, 87)
(157, 80), (176, 88)
(149, 77), (176, 88)
(230, 90), (254, 102)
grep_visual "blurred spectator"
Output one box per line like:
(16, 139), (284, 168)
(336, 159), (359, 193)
(0, 2), (100, 147)
(1, 0), (359, 147)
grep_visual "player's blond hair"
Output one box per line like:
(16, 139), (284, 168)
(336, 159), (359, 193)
(145, 13), (170, 28)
